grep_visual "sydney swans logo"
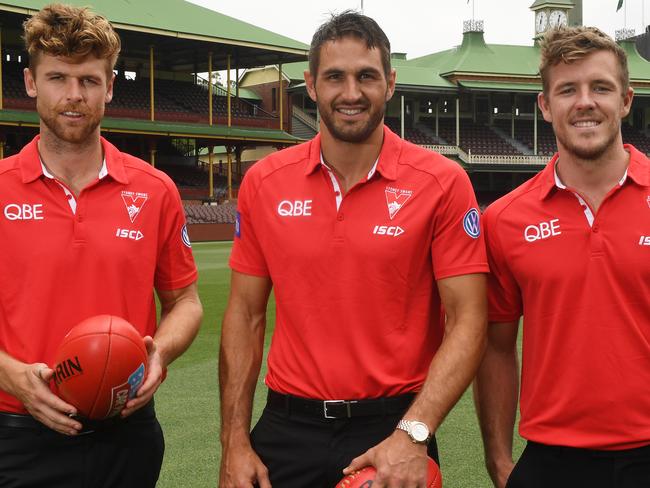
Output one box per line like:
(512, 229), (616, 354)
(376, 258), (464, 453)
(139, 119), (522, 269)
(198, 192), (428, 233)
(384, 186), (413, 220)
(121, 191), (148, 223)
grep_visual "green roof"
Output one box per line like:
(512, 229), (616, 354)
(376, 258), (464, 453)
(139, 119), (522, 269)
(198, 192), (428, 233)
(459, 81), (542, 92)
(281, 59), (454, 91)
(395, 66), (455, 90)
(619, 40), (650, 81)
(0, 109), (302, 144)
(409, 32), (540, 77)
(530, 0), (575, 10)
(0, 1), (309, 55)
(214, 84), (261, 101)
(282, 61), (309, 82)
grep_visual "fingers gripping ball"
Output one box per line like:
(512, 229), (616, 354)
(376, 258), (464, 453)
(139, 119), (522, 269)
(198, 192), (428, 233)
(52, 315), (148, 419)
(336, 457), (442, 488)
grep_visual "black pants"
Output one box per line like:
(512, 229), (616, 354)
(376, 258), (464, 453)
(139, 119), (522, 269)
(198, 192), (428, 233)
(0, 403), (164, 488)
(250, 399), (439, 487)
(506, 441), (650, 488)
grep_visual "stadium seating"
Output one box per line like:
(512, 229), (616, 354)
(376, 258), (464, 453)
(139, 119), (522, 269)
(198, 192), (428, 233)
(1, 64), (277, 128)
(184, 202), (237, 224)
(493, 119), (557, 156)
(622, 124), (650, 153)
(384, 117), (442, 145)
(433, 118), (522, 155)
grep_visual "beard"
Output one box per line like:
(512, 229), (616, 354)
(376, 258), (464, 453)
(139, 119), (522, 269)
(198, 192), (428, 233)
(318, 98), (386, 144)
(554, 118), (621, 162)
(38, 101), (102, 146)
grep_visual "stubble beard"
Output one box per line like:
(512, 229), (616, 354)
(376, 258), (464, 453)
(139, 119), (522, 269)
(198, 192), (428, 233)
(555, 119), (621, 162)
(38, 101), (102, 148)
(318, 98), (386, 144)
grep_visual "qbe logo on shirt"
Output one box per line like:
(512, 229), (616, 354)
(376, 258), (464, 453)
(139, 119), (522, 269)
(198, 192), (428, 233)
(4, 203), (44, 221)
(277, 200), (312, 217)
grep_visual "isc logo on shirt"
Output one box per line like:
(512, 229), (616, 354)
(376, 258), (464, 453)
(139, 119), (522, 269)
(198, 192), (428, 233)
(373, 225), (404, 237)
(116, 228), (144, 241)
(277, 200), (312, 217)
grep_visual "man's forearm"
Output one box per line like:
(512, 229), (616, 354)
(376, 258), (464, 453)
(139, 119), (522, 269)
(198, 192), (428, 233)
(404, 308), (487, 430)
(219, 308), (266, 446)
(0, 349), (26, 397)
(473, 324), (519, 481)
(155, 283), (203, 368)
(401, 273), (487, 431)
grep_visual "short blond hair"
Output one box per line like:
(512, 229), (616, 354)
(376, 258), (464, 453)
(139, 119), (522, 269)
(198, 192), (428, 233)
(23, 3), (121, 75)
(539, 26), (629, 94)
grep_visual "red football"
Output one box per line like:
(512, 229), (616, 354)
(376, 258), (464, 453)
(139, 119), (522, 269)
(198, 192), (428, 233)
(336, 457), (442, 488)
(52, 315), (148, 420)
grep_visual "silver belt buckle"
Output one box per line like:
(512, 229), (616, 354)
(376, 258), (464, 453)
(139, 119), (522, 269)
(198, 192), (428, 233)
(323, 399), (357, 419)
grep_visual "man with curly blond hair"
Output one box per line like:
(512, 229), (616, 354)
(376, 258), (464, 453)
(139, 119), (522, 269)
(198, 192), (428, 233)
(475, 26), (650, 488)
(0, 4), (202, 487)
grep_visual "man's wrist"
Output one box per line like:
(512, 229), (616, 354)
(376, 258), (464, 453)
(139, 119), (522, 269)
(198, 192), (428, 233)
(396, 419), (432, 445)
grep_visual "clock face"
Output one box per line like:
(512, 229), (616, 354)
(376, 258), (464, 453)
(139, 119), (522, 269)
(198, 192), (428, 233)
(536, 11), (548, 33)
(549, 10), (568, 28)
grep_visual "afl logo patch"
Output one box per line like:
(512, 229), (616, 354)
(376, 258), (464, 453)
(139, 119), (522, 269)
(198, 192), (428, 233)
(181, 224), (192, 248)
(463, 208), (480, 239)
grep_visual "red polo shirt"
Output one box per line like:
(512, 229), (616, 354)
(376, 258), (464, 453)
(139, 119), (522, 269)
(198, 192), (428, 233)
(230, 126), (488, 400)
(484, 145), (650, 450)
(0, 136), (197, 414)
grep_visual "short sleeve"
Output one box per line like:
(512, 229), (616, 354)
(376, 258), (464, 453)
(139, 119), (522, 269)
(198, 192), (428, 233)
(229, 169), (270, 277)
(430, 167), (489, 280)
(154, 181), (198, 291)
(483, 206), (523, 322)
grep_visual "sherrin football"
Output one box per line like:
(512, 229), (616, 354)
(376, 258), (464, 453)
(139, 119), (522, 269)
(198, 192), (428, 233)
(336, 457), (442, 488)
(52, 315), (148, 420)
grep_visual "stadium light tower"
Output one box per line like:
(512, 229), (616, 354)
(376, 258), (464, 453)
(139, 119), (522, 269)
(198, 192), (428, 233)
(360, 0), (364, 14)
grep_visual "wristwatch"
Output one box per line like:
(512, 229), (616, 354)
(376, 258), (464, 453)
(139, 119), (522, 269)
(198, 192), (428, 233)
(396, 419), (431, 445)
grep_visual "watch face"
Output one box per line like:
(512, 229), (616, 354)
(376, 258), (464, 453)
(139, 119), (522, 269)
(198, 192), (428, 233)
(411, 422), (429, 442)
(536, 11), (548, 33)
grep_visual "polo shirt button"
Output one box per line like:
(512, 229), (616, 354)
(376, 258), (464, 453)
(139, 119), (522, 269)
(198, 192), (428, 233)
(593, 224), (599, 232)
(337, 213), (344, 221)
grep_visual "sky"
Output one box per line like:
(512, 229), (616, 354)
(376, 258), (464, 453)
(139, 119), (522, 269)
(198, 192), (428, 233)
(188, 0), (649, 59)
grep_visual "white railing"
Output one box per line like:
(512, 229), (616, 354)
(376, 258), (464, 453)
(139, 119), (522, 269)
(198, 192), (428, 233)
(292, 105), (318, 131)
(421, 145), (547, 165)
(467, 154), (548, 165)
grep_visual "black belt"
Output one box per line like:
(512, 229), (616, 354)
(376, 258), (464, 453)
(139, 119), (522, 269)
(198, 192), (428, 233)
(0, 401), (155, 434)
(266, 389), (414, 419)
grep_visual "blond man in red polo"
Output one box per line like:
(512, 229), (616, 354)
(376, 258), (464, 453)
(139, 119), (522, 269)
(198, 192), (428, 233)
(476, 27), (650, 488)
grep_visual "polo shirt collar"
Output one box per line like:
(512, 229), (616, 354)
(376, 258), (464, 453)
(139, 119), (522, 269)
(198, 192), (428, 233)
(305, 125), (401, 181)
(538, 144), (650, 200)
(538, 153), (560, 200)
(624, 144), (650, 187)
(19, 135), (129, 185)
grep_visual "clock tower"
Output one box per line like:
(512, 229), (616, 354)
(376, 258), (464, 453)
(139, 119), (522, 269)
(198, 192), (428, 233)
(530, 0), (574, 40)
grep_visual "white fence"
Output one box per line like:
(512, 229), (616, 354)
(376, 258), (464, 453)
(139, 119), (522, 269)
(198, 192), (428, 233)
(421, 145), (548, 166)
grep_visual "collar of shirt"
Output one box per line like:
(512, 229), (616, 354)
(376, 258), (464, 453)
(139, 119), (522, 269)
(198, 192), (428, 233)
(304, 125), (402, 181)
(538, 143), (650, 200)
(40, 158), (108, 181)
(19, 135), (130, 185)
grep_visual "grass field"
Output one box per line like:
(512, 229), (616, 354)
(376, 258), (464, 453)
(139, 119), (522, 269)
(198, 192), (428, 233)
(155, 241), (525, 487)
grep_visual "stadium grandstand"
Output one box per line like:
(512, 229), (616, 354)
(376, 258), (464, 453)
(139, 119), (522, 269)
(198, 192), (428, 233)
(3, 0), (650, 239)
(0, 0), (309, 240)
(243, 0), (650, 209)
